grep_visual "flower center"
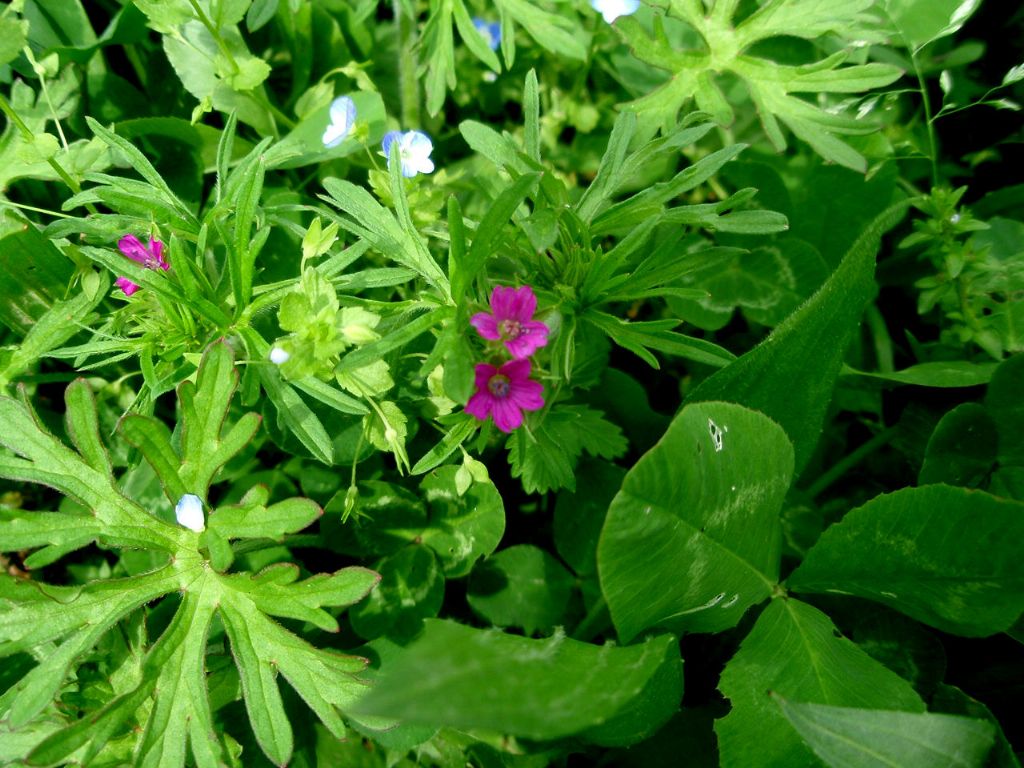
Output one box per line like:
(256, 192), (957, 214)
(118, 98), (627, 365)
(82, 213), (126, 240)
(499, 319), (524, 340)
(488, 374), (511, 399)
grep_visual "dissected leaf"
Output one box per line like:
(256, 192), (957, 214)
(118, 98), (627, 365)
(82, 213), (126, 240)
(617, 1), (903, 170)
(0, 343), (378, 767)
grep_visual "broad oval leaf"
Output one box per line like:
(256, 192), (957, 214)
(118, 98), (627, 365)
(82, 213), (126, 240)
(686, 202), (909, 474)
(716, 599), (923, 768)
(352, 619), (681, 746)
(787, 485), (1024, 636)
(598, 401), (794, 642)
(774, 695), (995, 768)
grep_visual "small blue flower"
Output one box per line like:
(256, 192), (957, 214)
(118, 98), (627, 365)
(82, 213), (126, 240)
(382, 130), (435, 178)
(175, 494), (205, 532)
(591, 0), (641, 24)
(323, 96), (357, 148)
(472, 18), (501, 51)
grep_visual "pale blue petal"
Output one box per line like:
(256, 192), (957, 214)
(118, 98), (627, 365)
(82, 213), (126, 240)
(382, 130), (402, 169)
(323, 96), (357, 148)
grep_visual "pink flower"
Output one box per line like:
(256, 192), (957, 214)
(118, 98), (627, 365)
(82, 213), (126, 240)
(115, 235), (168, 296)
(465, 358), (544, 433)
(470, 285), (549, 359)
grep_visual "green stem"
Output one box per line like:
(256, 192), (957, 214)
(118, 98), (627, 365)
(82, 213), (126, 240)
(186, 0), (239, 73)
(0, 200), (74, 219)
(911, 48), (940, 188)
(804, 426), (898, 499)
(0, 92), (85, 198)
(572, 595), (611, 642)
(394, 0), (420, 127)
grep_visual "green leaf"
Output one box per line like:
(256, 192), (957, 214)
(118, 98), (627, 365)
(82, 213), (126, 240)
(496, 0), (587, 61)
(228, 144), (266, 309)
(686, 201), (910, 474)
(244, 329), (335, 464)
(668, 239), (829, 330)
(162, 21), (274, 134)
(353, 620), (681, 745)
(618, 1), (902, 169)
(787, 485), (1024, 636)
(178, 341), (261, 494)
(452, 172), (540, 302)
(419, 466), (505, 577)
(586, 310), (737, 369)
(716, 599), (923, 767)
(411, 416), (478, 475)
(0, 280), (109, 391)
(264, 90), (386, 169)
(350, 546), (445, 640)
(451, 0), (500, 71)
(335, 307), (452, 373)
(420, 0), (456, 116)
(84, 117), (190, 211)
(555, 460), (625, 578)
(985, 353), (1024, 468)
(467, 544), (575, 635)
(598, 402), (793, 642)
(321, 178), (450, 296)
(219, 597), (294, 766)
(1, 343), (376, 766)
(507, 405), (628, 494)
(882, 0), (984, 51)
(121, 413), (189, 502)
(0, 14), (28, 66)
(208, 496), (322, 541)
(919, 403), (998, 487)
(843, 360), (999, 388)
(774, 695), (995, 768)
(0, 223), (75, 335)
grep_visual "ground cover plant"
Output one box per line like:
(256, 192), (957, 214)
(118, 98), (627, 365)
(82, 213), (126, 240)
(0, 0), (1022, 765)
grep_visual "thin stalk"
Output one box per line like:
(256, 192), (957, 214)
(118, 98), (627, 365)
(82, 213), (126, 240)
(572, 595), (611, 642)
(186, 0), (240, 73)
(0, 92), (87, 200)
(910, 48), (940, 188)
(0, 200), (75, 219)
(804, 426), (899, 499)
(394, 0), (420, 128)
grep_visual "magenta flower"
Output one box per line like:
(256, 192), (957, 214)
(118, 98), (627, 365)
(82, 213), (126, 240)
(470, 285), (550, 359)
(465, 359), (544, 433)
(115, 235), (168, 296)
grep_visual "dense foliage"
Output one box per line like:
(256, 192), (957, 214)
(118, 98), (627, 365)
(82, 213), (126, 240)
(1, 0), (1022, 766)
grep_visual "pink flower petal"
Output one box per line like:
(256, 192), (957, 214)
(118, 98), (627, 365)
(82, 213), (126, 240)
(504, 321), (550, 359)
(473, 362), (498, 389)
(465, 391), (495, 420)
(491, 397), (523, 432)
(470, 312), (501, 340)
(150, 239), (169, 270)
(510, 286), (537, 322)
(117, 235), (149, 265)
(489, 285), (517, 320)
(115, 277), (140, 296)
(509, 378), (544, 410)
(500, 358), (532, 383)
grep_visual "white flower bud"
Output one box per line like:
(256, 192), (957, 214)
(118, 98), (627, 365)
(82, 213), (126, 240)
(175, 494), (205, 532)
(269, 347), (290, 365)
